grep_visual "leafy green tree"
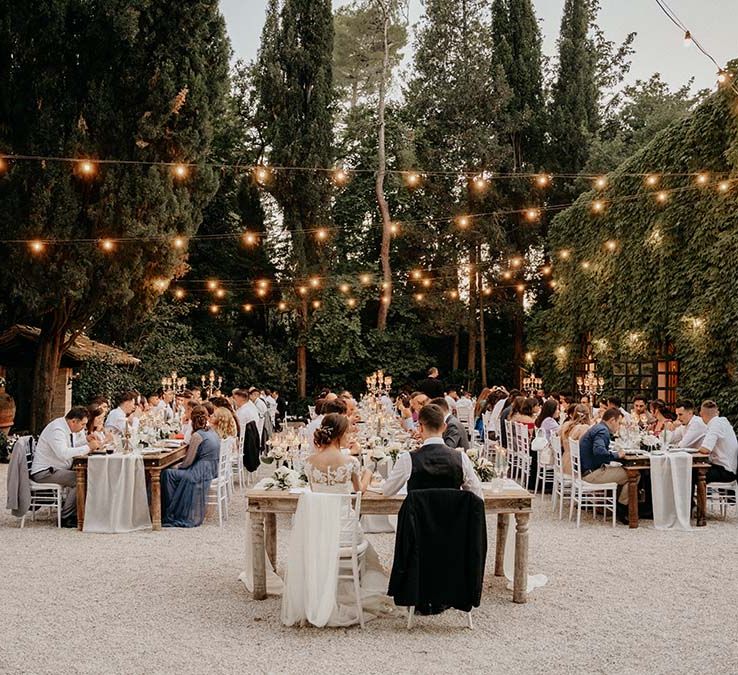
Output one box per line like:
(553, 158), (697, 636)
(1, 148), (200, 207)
(0, 0), (229, 430)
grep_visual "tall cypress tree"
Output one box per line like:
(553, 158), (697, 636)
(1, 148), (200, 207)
(0, 0), (230, 430)
(255, 0), (335, 397)
(548, 0), (599, 180)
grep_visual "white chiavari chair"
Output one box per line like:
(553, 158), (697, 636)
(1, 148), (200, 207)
(568, 439), (617, 528)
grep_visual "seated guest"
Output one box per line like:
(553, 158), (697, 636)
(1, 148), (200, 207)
(511, 397), (538, 431)
(209, 396), (240, 437)
(650, 400), (673, 435)
(670, 399), (707, 449)
(104, 391), (137, 436)
(181, 400), (200, 443)
(398, 392), (428, 432)
(211, 406), (237, 439)
(155, 390), (175, 422)
(430, 397), (469, 450)
(444, 387), (459, 416)
(499, 391), (522, 447)
(382, 404), (482, 498)
(86, 406), (113, 446)
(578, 408), (630, 509)
(89, 395), (110, 416)
(161, 406), (220, 527)
(606, 396), (632, 424)
(190, 387), (202, 403)
(535, 399), (560, 440)
(697, 400), (738, 483)
(631, 393), (655, 429)
(304, 398), (327, 452)
(559, 404), (592, 474)
(30, 407), (100, 527)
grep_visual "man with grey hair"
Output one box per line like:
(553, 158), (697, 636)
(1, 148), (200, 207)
(698, 400), (738, 483)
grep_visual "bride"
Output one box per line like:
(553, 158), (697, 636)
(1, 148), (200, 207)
(281, 413), (392, 627)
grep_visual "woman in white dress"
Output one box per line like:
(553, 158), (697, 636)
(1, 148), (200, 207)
(281, 414), (392, 627)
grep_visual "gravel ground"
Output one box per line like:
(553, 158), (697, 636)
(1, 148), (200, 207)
(2, 463), (738, 675)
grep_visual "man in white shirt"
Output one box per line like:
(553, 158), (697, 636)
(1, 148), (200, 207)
(31, 407), (100, 527)
(698, 400), (738, 483)
(606, 397), (632, 425)
(383, 404), (482, 499)
(264, 389), (278, 426)
(250, 387), (267, 443)
(104, 391), (137, 436)
(234, 389), (258, 440)
(154, 391), (175, 422)
(670, 399), (707, 449)
(444, 387), (459, 416)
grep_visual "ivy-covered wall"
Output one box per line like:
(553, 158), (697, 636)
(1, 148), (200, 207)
(530, 61), (738, 418)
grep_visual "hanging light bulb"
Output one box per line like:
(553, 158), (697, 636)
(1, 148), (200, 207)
(591, 200), (605, 213)
(510, 257), (522, 268)
(594, 176), (607, 190)
(456, 215), (470, 228)
(696, 173), (709, 186)
(100, 238), (115, 252)
(254, 165), (271, 184)
(414, 293), (424, 302)
(502, 271), (512, 280)
(278, 301), (287, 311)
(312, 300), (321, 309)
(582, 261), (591, 270)
(381, 295), (390, 304)
(360, 273), (372, 285)
(174, 288), (185, 299)
(309, 276), (320, 288)
(0, 156), (7, 174)
(390, 222), (400, 235)
(215, 288), (226, 299)
(655, 190), (669, 203)
(339, 283), (350, 293)
(645, 174), (659, 187)
(332, 167), (350, 187)
(243, 231), (258, 246)
(207, 279), (219, 290)
(516, 284), (525, 293)
(173, 163), (188, 179)
(410, 269), (422, 280)
(78, 160), (97, 177)
(403, 171), (421, 188)
(422, 278), (431, 288)
(525, 208), (540, 222)
(718, 180), (731, 193)
(449, 290), (459, 299)
(315, 227), (329, 241)
(605, 239), (618, 252)
(243, 303), (253, 312)
(172, 236), (186, 249)
(347, 297), (357, 308)
(535, 174), (550, 188)
(256, 288), (267, 298)
(298, 285), (308, 296)
(483, 287), (492, 296)
(541, 265), (551, 276)
(209, 304), (220, 314)
(471, 174), (488, 192)
(154, 278), (168, 292)
(29, 240), (45, 254)
(558, 249), (570, 260)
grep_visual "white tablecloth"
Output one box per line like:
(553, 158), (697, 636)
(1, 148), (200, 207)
(649, 452), (693, 531)
(83, 454), (152, 533)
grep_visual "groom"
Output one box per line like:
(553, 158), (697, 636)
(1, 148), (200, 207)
(382, 404), (482, 498)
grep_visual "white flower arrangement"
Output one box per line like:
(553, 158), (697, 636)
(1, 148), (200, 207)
(367, 446), (387, 462)
(466, 451), (495, 482)
(641, 434), (660, 448)
(262, 466), (305, 490)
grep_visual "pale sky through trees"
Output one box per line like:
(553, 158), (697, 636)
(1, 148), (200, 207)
(220, 0), (736, 93)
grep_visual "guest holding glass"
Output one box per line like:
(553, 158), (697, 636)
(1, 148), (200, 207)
(697, 400), (738, 484)
(162, 406), (221, 528)
(670, 400), (707, 449)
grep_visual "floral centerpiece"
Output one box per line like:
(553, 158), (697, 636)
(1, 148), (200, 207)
(262, 466), (305, 490)
(466, 448), (496, 482)
(261, 444), (288, 464)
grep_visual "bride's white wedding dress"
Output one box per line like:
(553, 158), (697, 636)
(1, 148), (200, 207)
(280, 458), (392, 627)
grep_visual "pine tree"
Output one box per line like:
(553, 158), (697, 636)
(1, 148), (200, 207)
(255, 0), (335, 397)
(0, 0), (230, 430)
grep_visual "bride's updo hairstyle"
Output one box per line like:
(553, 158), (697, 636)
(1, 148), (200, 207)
(313, 413), (349, 449)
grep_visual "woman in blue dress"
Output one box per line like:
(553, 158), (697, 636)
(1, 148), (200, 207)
(162, 405), (220, 527)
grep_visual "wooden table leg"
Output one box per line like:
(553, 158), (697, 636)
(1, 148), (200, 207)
(695, 467), (708, 527)
(251, 512), (267, 600)
(150, 468), (162, 531)
(75, 464), (87, 531)
(513, 512), (529, 604)
(494, 513), (508, 576)
(627, 468), (639, 529)
(264, 512), (277, 570)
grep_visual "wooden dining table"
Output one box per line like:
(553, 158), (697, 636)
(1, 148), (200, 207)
(73, 445), (187, 531)
(246, 483), (534, 604)
(621, 451), (711, 528)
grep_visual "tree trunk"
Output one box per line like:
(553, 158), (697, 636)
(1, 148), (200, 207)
(375, 0), (393, 331)
(466, 244), (478, 392)
(297, 297), (308, 399)
(452, 328), (459, 372)
(479, 280), (488, 388)
(31, 314), (66, 433)
(513, 287), (525, 389)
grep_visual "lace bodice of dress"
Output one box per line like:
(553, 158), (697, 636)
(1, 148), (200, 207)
(305, 457), (360, 494)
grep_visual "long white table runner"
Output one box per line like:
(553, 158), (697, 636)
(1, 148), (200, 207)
(649, 452), (693, 531)
(83, 454), (152, 533)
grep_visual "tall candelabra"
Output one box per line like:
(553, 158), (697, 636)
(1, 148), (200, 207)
(577, 369), (605, 398)
(366, 370), (392, 397)
(522, 372), (543, 396)
(201, 370), (223, 398)
(161, 370), (188, 394)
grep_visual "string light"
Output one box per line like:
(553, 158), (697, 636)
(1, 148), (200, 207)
(339, 283), (350, 293)
(718, 180), (730, 193)
(256, 278), (269, 289)
(535, 174), (550, 188)
(154, 279), (168, 292)
(78, 160), (96, 177)
(316, 228), (329, 241)
(381, 295), (390, 304)
(471, 175), (488, 192)
(483, 287), (492, 296)
(516, 284), (525, 293)
(360, 274), (371, 285)
(403, 171), (421, 188)
(549, 280), (557, 289)
(510, 257), (522, 268)
(421, 278), (431, 288)
(696, 172), (709, 185)
(449, 290), (459, 299)
(390, 222), (399, 235)
(347, 298), (357, 308)
(558, 250), (570, 260)
(256, 288), (267, 298)
(381, 281), (389, 290)
(174, 288), (185, 299)
(605, 240), (618, 252)
(309, 276), (321, 288)
(645, 174), (659, 187)
(591, 200), (605, 213)
(332, 167), (350, 187)
(215, 288), (226, 299)
(100, 239), (115, 252)
(594, 176), (607, 190)
(243, 231), (258, 246)
(655, 190), (669, 203)
(502, 271), (512, 280)
(541, 265), (551, 276)
(525, 208), (540, 222)
(581, 261), (591, 270)
(456, 215), (470, 229)
(555, 346), (567, 357)
(410, 270), (423, 280)
(312, 300), (321, 309)
(243, 303), (253, 312)
(0, 157), (7, 174)
(278, 301), (288, 311)
(29, 240), (45, 254)
(254, 165), (271, 184)
(298, 285), (308, 296)
(172, 236), (186, 249)
(207, 280), (219, 290)
(209, 304), (219, 314)
(173, 164), (188, 179)
(414, 293), (424, 302)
